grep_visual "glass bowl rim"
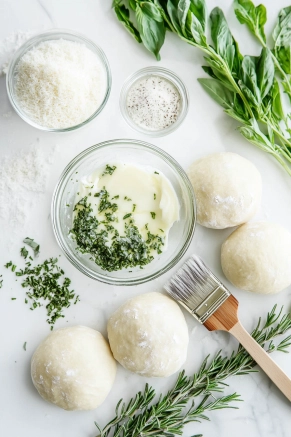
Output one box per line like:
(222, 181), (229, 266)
(6, 28), (112, 133)
(119, 66), (189, 138)
(51, 138), (196, 285)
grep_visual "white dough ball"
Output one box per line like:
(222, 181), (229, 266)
(107, 292), (189, 377)
(187, 152), (262, 229)
(221, 221), (291, 294)
(31, 326), (116, 410)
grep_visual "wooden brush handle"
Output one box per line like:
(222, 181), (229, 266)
(230, 321), (291, 402)
(204, 295), (291, 401)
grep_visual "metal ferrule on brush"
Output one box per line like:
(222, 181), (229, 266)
(192, 284), (230, 324)
(165, 255), (231, 324)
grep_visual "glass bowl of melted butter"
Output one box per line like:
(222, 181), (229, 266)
(51, 139), (196, 285)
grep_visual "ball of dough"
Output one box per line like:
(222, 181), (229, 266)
(31, 326), (116, 410)
(107, 292), (189, 377)
(187, 152), (262, 229)
(221, 221), (291, 294)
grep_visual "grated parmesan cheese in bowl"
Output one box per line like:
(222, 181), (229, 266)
(6, 30), (111, 131)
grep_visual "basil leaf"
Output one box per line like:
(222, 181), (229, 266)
(129, 0), (137, 11)
(198, 78), (234, 109)
(141, 2), (164, 22)
(273, 7), (291, 75)
(240, 55), (261, 105)
(210, 8), (240, 72)
(272, 78), (284, 120)
(178, 0), (191, 36)
(234, 0), (266, 43)
(136, 3), (165, 60)
(273, 7), (291, 48)
(202, 65), (216, 78)
(210, 8), (233, 56)
(167, 0), (183, 34)
(202, 62), (236, 91)
(239, 81), (260, 107)
(256, 48), (274, 99)
(225, 95), (249, 122)
(189, 0), (206, 31)
(189, 12), (206, 45)
(114, 2), (142, 43)
(275, 46), (291, 74)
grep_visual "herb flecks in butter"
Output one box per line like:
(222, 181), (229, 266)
(70, 196), (164, 271)
(102, 164), (117, 176)
(71, 162), (180, 271)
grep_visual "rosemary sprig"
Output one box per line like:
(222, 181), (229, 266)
(95, 305), (291, 437)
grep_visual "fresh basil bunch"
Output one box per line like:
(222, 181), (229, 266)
(113, 0), (291, 176)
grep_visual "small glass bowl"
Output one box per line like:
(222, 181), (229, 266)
(6, 29), (111, 132)
(120, 67), (189, 137)
(51, 139), (196, 285)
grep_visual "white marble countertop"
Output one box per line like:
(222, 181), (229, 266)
(1, 0), (291, 436)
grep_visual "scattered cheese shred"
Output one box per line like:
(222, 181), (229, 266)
(15, 39), (106, 129)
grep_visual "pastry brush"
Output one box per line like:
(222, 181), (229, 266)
(165, 255), (291, 401)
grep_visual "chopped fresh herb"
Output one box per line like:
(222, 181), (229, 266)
(5, 250), (80, 328)
(154, 193), (156, 200)
(70, 196), (165, 272)
(11, 298), (16, 300)
(5, 261), (12, 269)
(0, 275), (2, 289)
(154, 171), (159, 174)
(112, 195), (119, 200)
(150, 212), (156, 219)
(20, 247), (29, 259)
(159, 228), (164, 233)
(93, 188), (118, 213)
(132, 204), (136, 212)
(23, 237), (40, 257)
(145, 224), (148, 230)
(11, 264), (16, 272)
(123, 213), (132, 220)
(102, 164), (117, 176)
(23, 342), (27, 351)
(124, 196), (132, 201)
(66, 204), (70, 207)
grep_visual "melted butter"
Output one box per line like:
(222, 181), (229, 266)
(74, 163), (180, 250)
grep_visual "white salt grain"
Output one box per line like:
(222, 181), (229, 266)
(0, 30), (34, 76)
(126, 75), (181, 131)
(14, 39), (107, 129)
(0, 141), (55, 226)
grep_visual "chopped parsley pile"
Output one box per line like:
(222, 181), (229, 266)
(5, 238), (79, 329)
(70, 165), (165, 271)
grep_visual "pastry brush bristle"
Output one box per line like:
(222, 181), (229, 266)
(165, 255), (230, 322)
